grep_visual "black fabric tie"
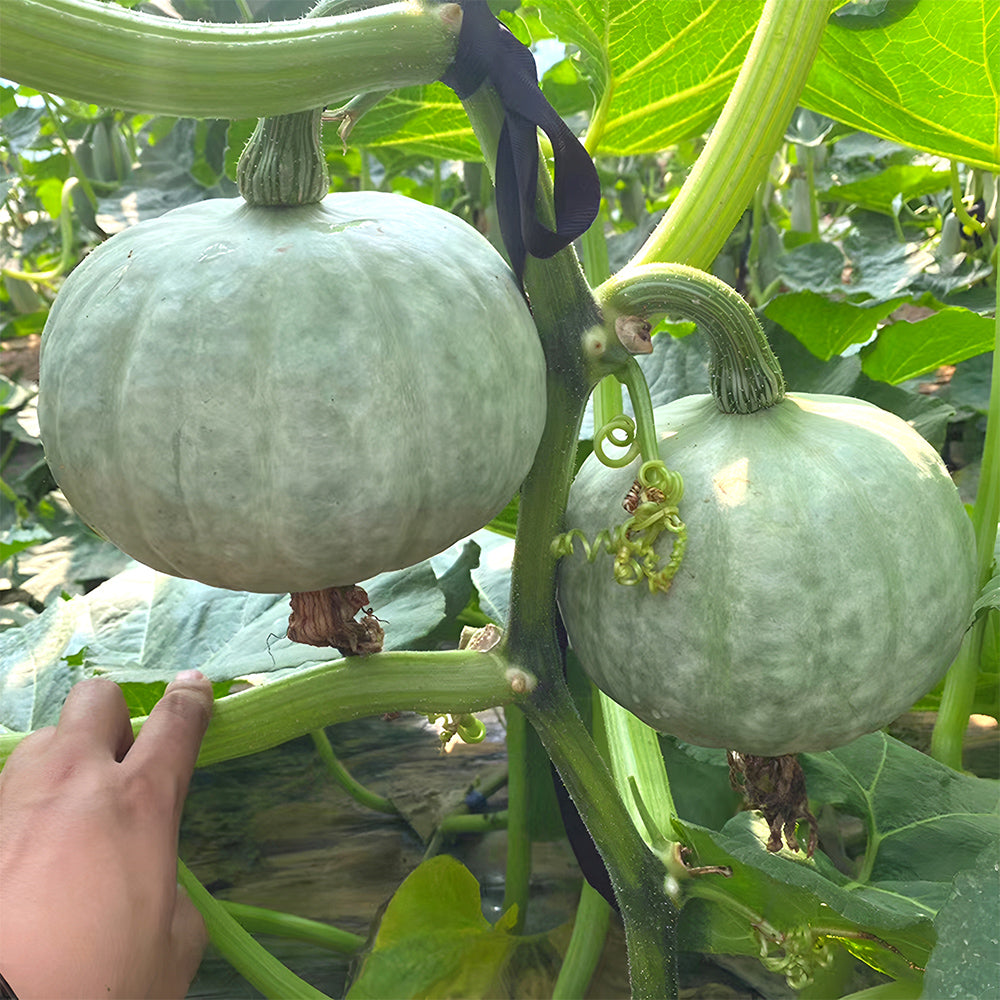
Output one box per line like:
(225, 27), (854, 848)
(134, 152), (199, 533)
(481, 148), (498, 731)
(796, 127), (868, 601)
(440, 1), (600, 286)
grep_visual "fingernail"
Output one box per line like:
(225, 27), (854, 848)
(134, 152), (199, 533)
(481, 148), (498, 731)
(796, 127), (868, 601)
(172, 669), (206, 684)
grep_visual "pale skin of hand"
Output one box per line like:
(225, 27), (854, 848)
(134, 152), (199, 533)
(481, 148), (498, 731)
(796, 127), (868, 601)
(0, 671), (214, 999)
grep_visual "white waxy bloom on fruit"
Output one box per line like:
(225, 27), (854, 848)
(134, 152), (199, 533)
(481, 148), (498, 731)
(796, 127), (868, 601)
(39, 191), (546, 594)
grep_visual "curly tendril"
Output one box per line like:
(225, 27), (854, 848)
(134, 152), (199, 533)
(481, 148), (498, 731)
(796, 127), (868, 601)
(429, 712), (487, 748)
(553, 459), (687, 594)
(594, 413), (642, 468)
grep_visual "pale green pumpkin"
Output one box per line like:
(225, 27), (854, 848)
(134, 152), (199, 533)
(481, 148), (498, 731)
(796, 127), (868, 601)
(558, 392), (977, 755)
(39, 192), (546, 593)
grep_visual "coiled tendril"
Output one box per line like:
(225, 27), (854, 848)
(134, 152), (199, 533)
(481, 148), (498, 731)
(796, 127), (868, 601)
(594, 413), (641, 468)
(553, 459), (687, 593)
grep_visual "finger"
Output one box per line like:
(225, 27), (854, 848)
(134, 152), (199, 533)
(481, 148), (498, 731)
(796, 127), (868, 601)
(125, 671), (213, 810)
(0, 727), (56, 789)
(53, 677), (134, 762)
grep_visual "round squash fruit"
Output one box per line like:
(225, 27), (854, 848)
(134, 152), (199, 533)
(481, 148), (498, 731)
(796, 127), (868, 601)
(39, 192), (546, 593)
(558, 392), (977, 756)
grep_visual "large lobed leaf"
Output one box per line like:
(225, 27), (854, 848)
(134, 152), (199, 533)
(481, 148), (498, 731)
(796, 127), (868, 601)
(677, 733), (999, 986)
(803, 0), (1000, 171)
(0, 556), (460, 733)
(348, 1), (998, 170)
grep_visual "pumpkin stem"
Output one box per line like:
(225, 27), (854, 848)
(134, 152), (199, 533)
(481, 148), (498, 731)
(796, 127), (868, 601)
(238, 108), (329, 207)
(238, 0), (404, 207)
(595, 263), (786, 415)
(287, 585), (384, 655)
(727, 751), (819, 857)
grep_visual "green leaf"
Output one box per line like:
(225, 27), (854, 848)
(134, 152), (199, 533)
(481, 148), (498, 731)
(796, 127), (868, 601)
(346, 855), (517, 1000)
(972, 573), (1000, 623)
(821, 164), (951, 216)
(803, 1), (1000, 170)
(116, 678), (232, 718)
(0, 558), (453, 729)
(676, 815), (934, 982)
(533, 0), (765, 154)
(764, 290), (906, 361)
(922, 850), (1000, 1000)
(677, 733), (999, 982)
(861, 306), (995, 383)
(801, 734), (1000, 892)
(345, 83), (481, 162)
(0, 523), (52, 563)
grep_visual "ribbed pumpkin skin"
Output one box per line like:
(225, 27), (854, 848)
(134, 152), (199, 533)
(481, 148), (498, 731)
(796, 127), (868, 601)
(39, 193), (546, 593)
(558, 393), (977, 755)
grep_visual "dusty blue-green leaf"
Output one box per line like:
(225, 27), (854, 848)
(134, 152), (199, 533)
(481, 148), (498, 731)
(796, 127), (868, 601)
(469, 529), (516, 625)
(842, 225), (938, 300)
(1, 105), (45, 154)
(639, 331), (711, 409)
(5, 498), (132, 604)
(430, 538), (480, 620)
(861, 306), (995, 383)
(763, 323), (865, 397)
(764, 290), (906, 361)
(946, 352), (994, 416)
(850, 374), (955, 452)
(0, 558), (451, 725)
(0, 374), (31, 416)
(775, 241), (847, 293)
(800, 733), (1000, 890)
(922, 851), (1000, 1000)
(803, 1), (1000, 170)
(0, 596), (84, 733)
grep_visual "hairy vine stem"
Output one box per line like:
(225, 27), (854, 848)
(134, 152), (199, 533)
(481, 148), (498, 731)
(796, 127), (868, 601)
(0, 649), (528, 771)
(461, 83), (681, 1000)
(1, 0), (460, 119)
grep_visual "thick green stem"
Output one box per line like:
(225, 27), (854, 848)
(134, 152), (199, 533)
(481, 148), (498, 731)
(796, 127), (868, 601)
(615, 356), (662, 463)
(1, 0), (460, 119)
(597, 263), (785, 414)
(437, 810), (509, 835)
(633, 0), (834, 269)
(596, 692), (677, 856)
(520, 685), (678, 1000)
(0, 649), (529, 771)
(501, 705), (532, 931)
(222, 901), (366, 955)
(461, 82), (678, 999)
(177, 860), (332, 999)
(551, 880), (612, 999)
(931, 275), (1000, 767)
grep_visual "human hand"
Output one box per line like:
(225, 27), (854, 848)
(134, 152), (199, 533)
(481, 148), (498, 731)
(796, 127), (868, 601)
(0, 671), (213, 999)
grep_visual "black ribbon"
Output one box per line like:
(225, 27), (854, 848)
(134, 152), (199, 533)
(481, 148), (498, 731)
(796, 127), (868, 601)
(440, 1), (600, 286)
(0, 970), (18, 1000)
